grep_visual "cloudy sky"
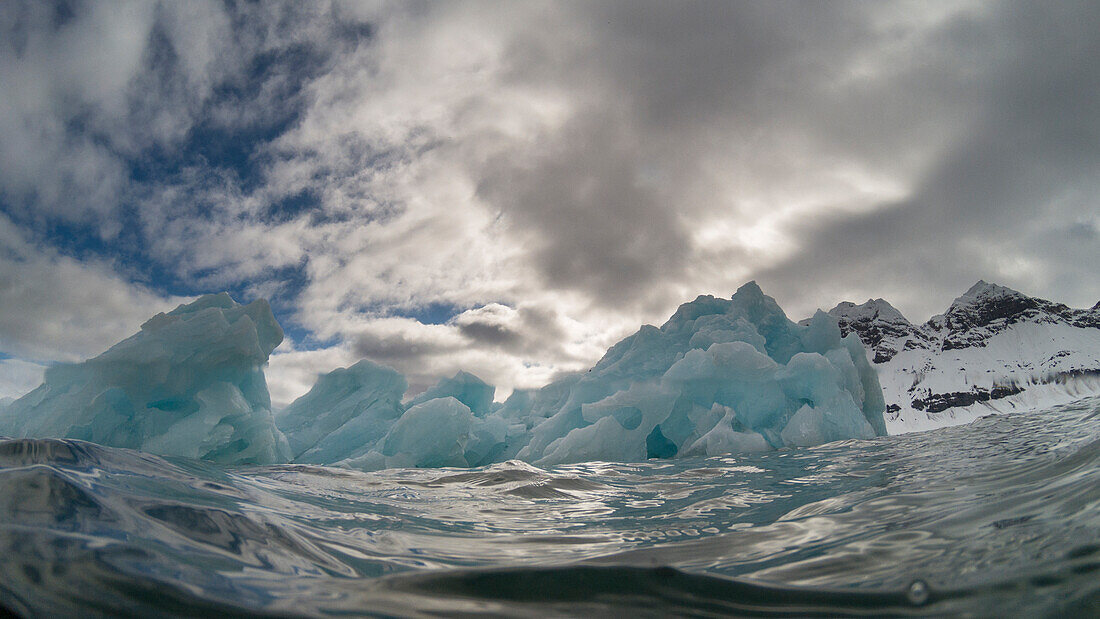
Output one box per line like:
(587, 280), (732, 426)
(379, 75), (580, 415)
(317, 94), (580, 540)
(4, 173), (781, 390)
(1, 0), (1098, 405)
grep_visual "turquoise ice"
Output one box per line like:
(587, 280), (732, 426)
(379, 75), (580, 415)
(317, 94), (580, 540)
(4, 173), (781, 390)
(506, 282), (886, 466)
(280, 282), (886, 470)
(0, 282), (885, 469)
(0, 293), (290, 464)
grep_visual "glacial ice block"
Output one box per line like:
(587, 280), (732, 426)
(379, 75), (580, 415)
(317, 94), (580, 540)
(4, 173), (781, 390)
(0, 293), (291, 464)
(407, 371), (495, 416)
(379, 397), (475, 468)
(275, 359), (406, 464)
(512, 282), (886, 465)
(0, 281), (886, 470)
(328, 282), (886, 470)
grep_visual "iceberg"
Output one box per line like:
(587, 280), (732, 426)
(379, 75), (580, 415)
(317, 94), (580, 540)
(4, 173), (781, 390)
(304, 282), (886, 470)
(0, 282), (886, 470)
(275, 359), (406, 464)
(406, 371), (495, 416)
(377, 396), (475, 468)
(275, 367), (504, 468)
(0, 293), (291, 464)
(504, 282), (885, 466)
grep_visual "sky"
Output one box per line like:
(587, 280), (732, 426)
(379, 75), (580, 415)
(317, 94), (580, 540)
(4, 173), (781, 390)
(1, 0), (1098, 405)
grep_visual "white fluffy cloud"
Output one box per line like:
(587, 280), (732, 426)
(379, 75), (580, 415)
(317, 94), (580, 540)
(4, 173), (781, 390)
(0, 358), (46, 401)
(2, 1), (1099, 405)
(0, 215), (185, 362)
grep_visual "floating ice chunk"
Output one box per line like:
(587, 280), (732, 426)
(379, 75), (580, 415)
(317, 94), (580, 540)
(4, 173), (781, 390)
(682, 406), (771, 456)
(515, 405), (583, 463)
(780, 403), (869, 447)
(276, 360), (405, 464)
(0, 281), (886, 469)
(407, 371), (495, 416)
(464, 414), (510, 467)
(778, 352), (876, 443)
(510, 281), (886, 464)
(380, 397), (474, 468)
(535, 383), (679, 466)
(687, 315), (767, 353)
(842, 334), (888, 436)
(0, 294), (291, 464)
(799, 309), (844, 354)
(335, 449), (386, 472)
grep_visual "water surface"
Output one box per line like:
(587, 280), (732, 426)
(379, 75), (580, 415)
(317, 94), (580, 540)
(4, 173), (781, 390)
(1, 398), (1098, 616)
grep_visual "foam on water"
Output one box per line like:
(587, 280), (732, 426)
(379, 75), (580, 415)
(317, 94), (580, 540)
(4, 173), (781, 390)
(0, 398), (1098, 617)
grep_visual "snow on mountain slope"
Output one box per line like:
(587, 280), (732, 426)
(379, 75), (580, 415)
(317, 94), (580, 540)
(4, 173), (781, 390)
(822, 281), (1100, 433)
(826, 298), (931, 363)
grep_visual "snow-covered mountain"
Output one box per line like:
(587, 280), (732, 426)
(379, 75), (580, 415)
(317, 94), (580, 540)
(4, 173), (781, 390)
(822, 281), (1100, 433)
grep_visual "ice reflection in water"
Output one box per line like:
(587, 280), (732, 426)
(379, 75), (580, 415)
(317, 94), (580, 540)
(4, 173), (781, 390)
(0, 398), (1097, 616)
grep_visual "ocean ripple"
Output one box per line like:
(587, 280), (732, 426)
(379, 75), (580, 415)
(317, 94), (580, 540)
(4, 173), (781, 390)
(1, 398), (1099, 616)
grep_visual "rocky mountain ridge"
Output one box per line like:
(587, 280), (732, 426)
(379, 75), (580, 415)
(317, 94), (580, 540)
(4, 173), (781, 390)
(821, 281), (1100, 432)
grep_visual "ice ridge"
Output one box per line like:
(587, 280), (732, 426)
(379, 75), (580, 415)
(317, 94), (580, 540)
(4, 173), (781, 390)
(0, 294), (290, 464)
(1, 284), (887, 469)
(285, 281), (886, 470)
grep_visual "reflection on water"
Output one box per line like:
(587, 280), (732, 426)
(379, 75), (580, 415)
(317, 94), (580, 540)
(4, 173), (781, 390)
(0, 398), (1098, 616)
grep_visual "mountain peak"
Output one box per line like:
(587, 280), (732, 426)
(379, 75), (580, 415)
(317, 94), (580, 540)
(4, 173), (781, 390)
(828, 298), (910, 325)
(823, 298), (924, 363)
(734, 280), (765, 299)
(948, 281), (1025, 313)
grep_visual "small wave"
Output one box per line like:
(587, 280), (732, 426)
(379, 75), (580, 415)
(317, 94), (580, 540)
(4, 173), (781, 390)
(0, 398), (1097, 616)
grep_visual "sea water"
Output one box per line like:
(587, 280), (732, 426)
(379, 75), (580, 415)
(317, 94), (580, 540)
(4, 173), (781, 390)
(0, 398), (1097, 617)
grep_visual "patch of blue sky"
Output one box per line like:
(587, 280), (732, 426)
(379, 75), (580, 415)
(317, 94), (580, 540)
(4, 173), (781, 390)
(387, 302), (467, 326)
(266, 188), (321, 224)
(131, 45), (328, 192)
(3, 41), (329, 280)
(32, 213), (190, 294)
(0, 11), (381, 355)
(280, 325), (341, 352)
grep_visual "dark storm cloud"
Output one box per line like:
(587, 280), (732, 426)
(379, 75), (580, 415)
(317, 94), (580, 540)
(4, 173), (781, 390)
(463, 1), (962, 312)
(469, 3), (837, 306)
(456, 320), (521, 349)
(757, 0), (1100, 320)
(352, 329), (455, 363)
(475, 113), (691, 304)
(452, 304), (574, 358)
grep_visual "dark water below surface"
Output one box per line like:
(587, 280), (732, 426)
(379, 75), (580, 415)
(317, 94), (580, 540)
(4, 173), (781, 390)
(1, 398), (1098, 617)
